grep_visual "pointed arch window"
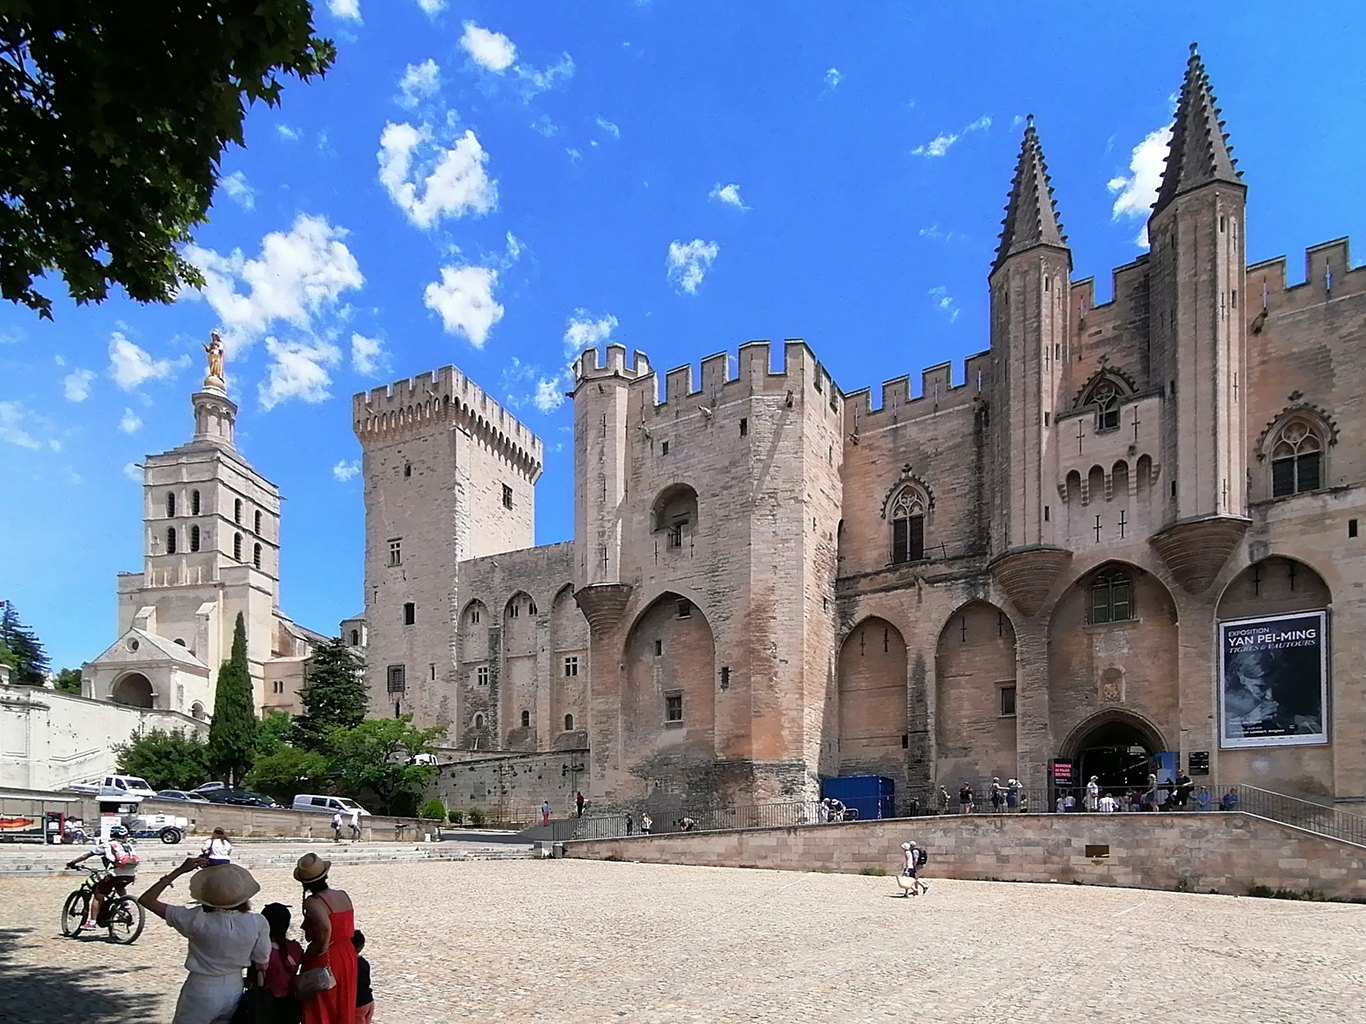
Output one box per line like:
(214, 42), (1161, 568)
(233, 533), (242, 561)
(1271, 420), (1322, 496)
(190, 525), (201, 552)
(166, 492), (176, 517)
(166, 527), (177, 554)
(1089, 569), (1133, 624)
(890, 488), (926, 564)
(1092, 380), (1121, 432)
(191, 490), (201, 516)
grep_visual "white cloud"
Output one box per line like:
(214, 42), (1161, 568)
(397, 59), (441, 108)
(595, 116), (621, 139)
(63, 369), (95, 402)
(825, 68), (842, 89)
(416, 0), (445, 13)
(423, 265), (503, 347)
(666, 239), (720, 295)
(333, 459), (362, 482)
(563, 311), (619, 360)
(183, 214), (364, 345)
(378, 124), (498, 229)
(911, 115), (992, 158)
(123, 462), (142, 482)
(258, 337), (342, 410)
(461, 22), (516, 72)
(928, 286), (960, 323)
(709, 183), (747, 209)
(220, 171), (256, 211)
(0, 401), (42, 450)
(327, 0), (361, 20)
(1108, 126), (1172, 248)
(119, 408), (143, 433)
(351, 332), (387, 376)
(276, 124), (300, 142)
(108, 333), (186, 389)
(533, 374), (574, 413)
(529, 115), (561, 137)
(566, 147), (582, 162)
(515, 55), (574, 99)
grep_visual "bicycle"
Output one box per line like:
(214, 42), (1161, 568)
(60, 866), (145, 944)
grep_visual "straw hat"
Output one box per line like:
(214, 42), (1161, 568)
(293, 852), (332, 883)
(189, 864), (260, 909)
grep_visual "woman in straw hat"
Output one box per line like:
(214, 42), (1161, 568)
(293, 852), (358, 1024)
(139, 856), (272, 1024)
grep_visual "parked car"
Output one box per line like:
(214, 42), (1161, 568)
(63, 783), (100, 796)
(127, 811), (191, 844)
(99, 774), (158, 797)
(292, 794), (372, 816)
(155, 790), (211, 803)
(203, 789), (278, 808)
(191, 782), (227, 795)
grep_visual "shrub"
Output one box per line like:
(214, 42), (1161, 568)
(421, 798), (446, 821)
(468, 807), (485, 827)
(859, 866), (887, 876)
(447, 809), (464, 825)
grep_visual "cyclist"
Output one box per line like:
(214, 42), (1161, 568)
(66, 827), (140, 930)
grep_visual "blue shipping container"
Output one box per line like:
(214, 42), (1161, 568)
(821, 775), (895, 821)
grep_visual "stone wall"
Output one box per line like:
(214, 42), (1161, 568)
(566, 812), (1366, 900)
(97, 797), (436, 841)
(430, 747), (589, 819)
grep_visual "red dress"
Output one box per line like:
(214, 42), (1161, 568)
(302, 893), (358, 1024)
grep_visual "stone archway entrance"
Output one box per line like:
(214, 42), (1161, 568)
(1061, 711), (1166, 794)
(111, 672), (154, 709)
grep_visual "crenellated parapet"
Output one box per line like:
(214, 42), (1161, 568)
(352, 365), (543, 482)
(1247, 237), (1364, 321)
(842, 350), (992, 441)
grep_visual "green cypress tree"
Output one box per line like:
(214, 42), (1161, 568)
(0, 601), (51, 685)
(207, 613), (258, 786)
(292, 637), (368, 751)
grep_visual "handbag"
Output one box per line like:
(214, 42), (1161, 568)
(295, 965), (336, 998)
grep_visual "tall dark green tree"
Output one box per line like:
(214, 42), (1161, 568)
(207, 612), (257, 786)
(0, 600), (50, 685)
(1, 2), (335, 319)
(292, 637), (367, 751)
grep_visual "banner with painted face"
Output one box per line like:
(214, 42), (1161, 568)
(1219, 611), (1328, 748)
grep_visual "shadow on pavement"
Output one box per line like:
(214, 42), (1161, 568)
(0, 926), (163, 1023)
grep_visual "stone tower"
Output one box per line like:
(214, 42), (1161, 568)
(351, 368), (543, 728)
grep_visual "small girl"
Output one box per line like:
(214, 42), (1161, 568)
(201, 828), (232, 865)
(353, 930), (375, 1024)
(261, 902), (304, 1024)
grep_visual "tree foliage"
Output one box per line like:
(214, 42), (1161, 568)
(207, 612), (257, 786)
(292, 637), (367, 751)
(325, 717), (445, 815)
(0, 1), (336, 318)
(53, 667), (82, 694)
(114, 728), (210, 790)
(0, 600), (50, 684)
(247, 744), (330, 802)
(255, 710), (295, 759)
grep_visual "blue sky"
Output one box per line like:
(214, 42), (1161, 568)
(3, 3), (1364, 672)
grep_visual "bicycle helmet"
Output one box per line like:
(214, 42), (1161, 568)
(109, 825), (130, 839)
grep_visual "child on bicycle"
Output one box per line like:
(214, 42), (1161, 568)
(66, 827), (140, 929)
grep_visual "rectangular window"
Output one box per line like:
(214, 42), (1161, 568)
(563, 656), (579, 677)
(661, 440), (669, 456)
(387, 665), (406, 693)
(388, 538), (402, 566)
(719, 666), (730, 690)
(667, 524), (684, 549)
(1350, 519), (1359, 538)
(430, 663), (436, 680)
(665, 693), (683, 723)
(1000, 685), (1017, 717)
(502, 484), (514, 509)
(676, 599), (692, 619)
(476, 666), (489, 686)
(892, 515), (925, 564)
(1044, 505), (1050, 523)
(1298, 452), (1321, 492)
(1272, 459), (1295, 497)
(654, 639), (662, 657)
(739, 418), (748, 437)
(403, 602), (415, 625)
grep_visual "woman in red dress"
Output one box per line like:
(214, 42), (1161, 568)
(294, 853), (358, 1024)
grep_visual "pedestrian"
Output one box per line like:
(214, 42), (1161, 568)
(1144, 774), (1160, 812)
(625, 812), (634, 835)
(640, 813), (652, 835)
(958, 783), (973, 814)
(897, 841), (929, 897)
(1055, 792), (1067, 814)
(348, 808), (361, 841)
(1063, 793), (1076, 812)
(675, 816), (696, 832)
(1085, 776), (1100, 812)
(202, 828), (232, 866)
(294, 852), (358, 1024)
(541, 801), (551, 827)
(261, 902), (304, 1024)
(1006, 778), (1020, 812)
(138, 858), (271, 1024)
(576, 791), (585, 818)
(937, 786), (951, 815)
(1221, 787), (1239, 811)
(330, 812), (342, 843)
(817, 798), (830, 823)
(352, 930), (375, 1024)
(989, 778), (1005, 813)
(1195, 785), (1212, 811)
(1173, 768), (1194, 809)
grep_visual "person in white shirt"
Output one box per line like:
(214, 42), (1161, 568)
(331, 812), (343, 843)
(66, 830), (139, 929)
(348, 808), (362, 841)
(1098, 793), (1119, 813)
(201, 828), (232, 865)
(139, 858), (271, 1024)
(1085, 776), (1101, 812)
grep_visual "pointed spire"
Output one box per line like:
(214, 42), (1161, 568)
(1152, 44), (1242, 216)
(992, 114), (1068, 274)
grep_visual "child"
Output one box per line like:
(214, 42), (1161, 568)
(201, 828), (232, 865)
(353, 930), (375, 1024)
(261, 902), (304, 1024)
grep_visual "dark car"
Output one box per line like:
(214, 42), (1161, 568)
(156, 790), (211, 803)
(203, 788), (278, 808)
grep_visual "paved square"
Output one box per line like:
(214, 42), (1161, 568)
(2, 859), (1364, 1022)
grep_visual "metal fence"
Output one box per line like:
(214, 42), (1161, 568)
(1234, 785), (1366, 846)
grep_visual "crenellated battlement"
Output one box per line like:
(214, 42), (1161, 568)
(842, 350), (992, 438)
(616, 339), (841, 415)
(574, 343), (652, 383)
(352, 365), (543, 480)
(1247, 236), (1364, 315)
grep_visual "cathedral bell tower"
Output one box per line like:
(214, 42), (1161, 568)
(985, 116), (1075, 617)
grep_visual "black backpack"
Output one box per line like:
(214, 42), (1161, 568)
(914, 847), (928, 868)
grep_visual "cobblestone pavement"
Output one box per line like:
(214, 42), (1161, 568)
(3, 859), (1364, 1023)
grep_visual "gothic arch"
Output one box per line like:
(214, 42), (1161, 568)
(111, 672), (154, 709)
(1058, 707), (1167, 760)
(837, 617), (908, 778)
(935, 602), (1017, 785)
(1072, 367), (1137, 410)
(878, 464), (936, 519)
(622, 592), (717, 766)
(1256, 404), (1338, 460)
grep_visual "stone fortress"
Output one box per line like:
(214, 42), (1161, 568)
(351, 47), (1366, 813)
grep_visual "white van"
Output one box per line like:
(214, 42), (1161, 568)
(101, 774), (158, 797)
(292, 794), (371, 816)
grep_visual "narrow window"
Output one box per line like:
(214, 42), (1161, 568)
(739, 418), (748, 437)
(233, 533), (242, 561)
(654, 639), (662, 657)
(474, 713), (484, 729)
(1000, 685), (1017, 717)
(387, 665), (406, 693)
(719, 666), (730, 690)
(431, 664), (437, 680)
(1350, 519), (1359, 539)
(1043, 506), (1050, 523)
(403, 602), (416, 625)
(477, 666), (489, 686)
(191, 490), (201, 515)
(1271, 421), (1323, 496)
(404, 462), (412, 478)
(510, 602), (519, 618)
(395, 702), (401, 719)
(563, 656), (578, 677)
(521, 710), (530, 728)
(902, 734), (909, 749)
(190, 525), (201, 552)
(389, 538), (402, 566)
(665, 693), (683, 723)
(471, 608), (480, 624)
(502, 484), (514, 509)
(234, 498), (242, 524)
(166, 492), (176, 517)
(253, 543), (262, 569)
(1092, 381), (1120, 432)
(661, 440), (669, 456)
(890, 488), (926, 564)
(350, 630), (360, 646)
(676, 599), (692, 619)
(528, 599), (537, 615)
(254, 510), (262, 535)
(564, 714), (574, 731)
(166, 527), (177, 554)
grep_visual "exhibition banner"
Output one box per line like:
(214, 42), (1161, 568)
(1219, 611), (1328, 748)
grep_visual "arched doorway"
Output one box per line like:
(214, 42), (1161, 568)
(935, 602), (1016, 786)
(837, 617), (907, 777)
(111, 673), (154, 709)
(1061, 711), (1167, 794)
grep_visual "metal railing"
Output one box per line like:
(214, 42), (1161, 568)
(1233, 785), (1366, 846)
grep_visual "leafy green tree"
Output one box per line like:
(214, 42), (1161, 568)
(421, 798), (446, 821)
(292, 637), (367, 752)
(113, 728), (210, 790)
(53, 668), (82, 695)
(0, 2), (336, 319)
(247, 744), (331, 802)
(0, 601), (50, 684)
(325, 716), (445, 815)
(207, 613), (257, 786)
(256, 711), (294, 759)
